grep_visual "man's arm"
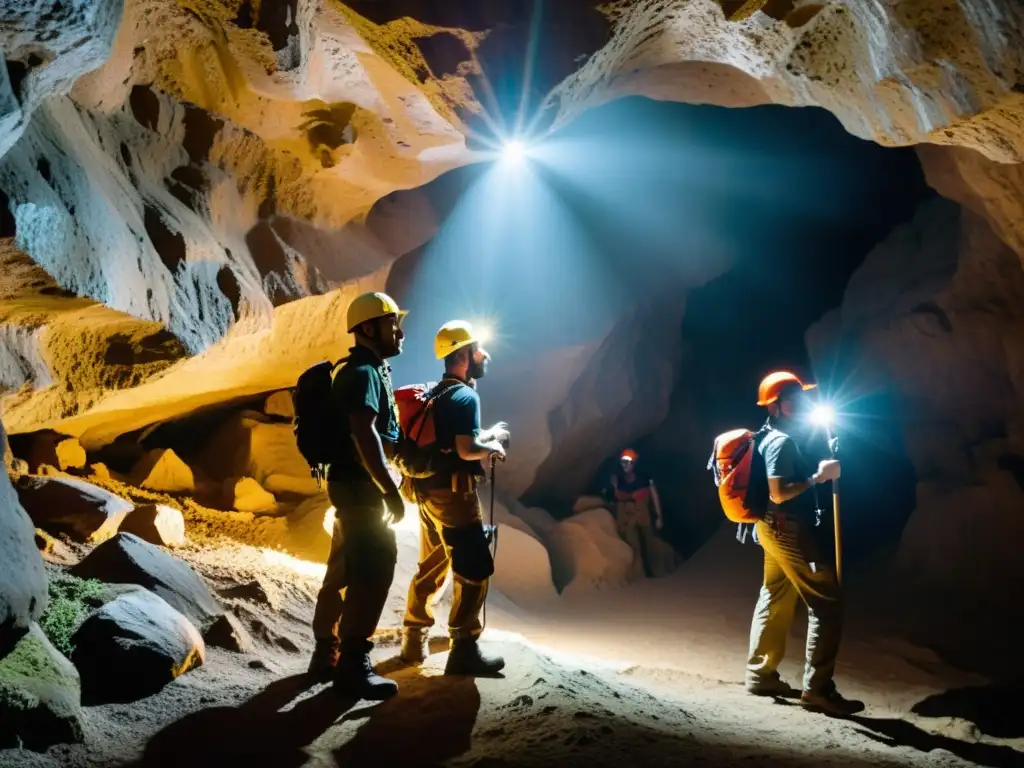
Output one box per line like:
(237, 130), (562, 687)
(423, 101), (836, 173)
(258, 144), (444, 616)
(337, 366), (401, 498)
(455, 433), (505, 462)
(450, 390), (505, 462)
(649, 481), (664, 528)
(349, 409), (401, 497)
(764, 436), (833, 504)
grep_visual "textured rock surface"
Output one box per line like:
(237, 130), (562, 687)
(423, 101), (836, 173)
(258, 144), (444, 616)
(0, 418), (49, 659)
(0, 0), (1021, 441)
(14, 474), (133, 542)
(806, 195), (1024, 671)
(0, 623), (84, 751)
(71, 588), (205, 705)
(71, 532), (224, 634)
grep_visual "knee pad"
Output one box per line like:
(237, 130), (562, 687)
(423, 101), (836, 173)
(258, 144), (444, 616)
(442, 523), (495, 582)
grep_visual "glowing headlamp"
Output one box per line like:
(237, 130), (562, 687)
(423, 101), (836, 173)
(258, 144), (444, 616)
(809, 403), (836, 428)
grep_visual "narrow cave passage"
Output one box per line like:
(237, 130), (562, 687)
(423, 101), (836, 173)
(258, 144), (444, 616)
(395, 96), (929, 565)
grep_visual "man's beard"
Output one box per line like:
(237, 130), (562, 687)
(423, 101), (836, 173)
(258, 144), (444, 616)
(469, 358), (487, 380)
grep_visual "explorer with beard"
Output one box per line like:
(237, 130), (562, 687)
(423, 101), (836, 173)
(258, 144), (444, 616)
(399, 319), (510, 676)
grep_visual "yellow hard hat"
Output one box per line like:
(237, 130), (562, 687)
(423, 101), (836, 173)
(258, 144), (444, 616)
(435, 319), (477, 360)
(346, 292), (407, 333)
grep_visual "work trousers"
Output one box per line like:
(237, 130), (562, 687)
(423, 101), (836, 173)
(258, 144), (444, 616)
(403, 482), (489, 640)
(746, 515), (843, 694)
(615, 498), (666, 580)
(311, 482), (398, 650)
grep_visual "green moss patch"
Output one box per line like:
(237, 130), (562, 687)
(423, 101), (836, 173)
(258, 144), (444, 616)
(39, 571), (105, 656)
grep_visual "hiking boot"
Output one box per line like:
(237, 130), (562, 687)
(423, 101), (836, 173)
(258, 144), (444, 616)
(444, 638), (505, 677)
(746, 672), (798, 697)
(306, 639), (339, 681)
(333, 647), (398, 701)
(800, 684), (865, 716)
(400, 628), (429, 665)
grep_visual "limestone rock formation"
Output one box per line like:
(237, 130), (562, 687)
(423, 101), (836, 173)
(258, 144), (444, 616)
(71, 532), (225, 634)
(806, 195), (1024, 667)
(0, 419), (47, 658)
(14, 474), (133, 542)
(0, 623), (85, 751)
(71, 588), (205, 705)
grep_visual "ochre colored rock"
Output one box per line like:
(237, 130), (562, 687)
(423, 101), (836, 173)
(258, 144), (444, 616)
(118, 503), (187, 548)
(129, 449), (195, 494)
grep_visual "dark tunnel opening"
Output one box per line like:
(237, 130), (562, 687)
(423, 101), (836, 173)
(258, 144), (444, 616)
(393, 96), (931, 566)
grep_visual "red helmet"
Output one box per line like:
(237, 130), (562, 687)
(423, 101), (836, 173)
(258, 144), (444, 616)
(757, 371), (816, 407)
(620, 449), (639, 462)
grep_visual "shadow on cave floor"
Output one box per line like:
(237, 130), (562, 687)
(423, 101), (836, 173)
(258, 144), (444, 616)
(124, 658), (482, 768)
(847, 714), (1024, 768)
(911, 681), (1024, 739)
(125, 673), (360, 768)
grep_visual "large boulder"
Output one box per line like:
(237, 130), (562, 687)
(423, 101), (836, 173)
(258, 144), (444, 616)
(71, 533), (224, 634)
(224, 477), (277, 513)
(118, 503), (186, 548)
(71, 589), (205, 705)
(0, 420), (48, 657)
(14, 475), (133, 542)
(0, 624), (84, 751)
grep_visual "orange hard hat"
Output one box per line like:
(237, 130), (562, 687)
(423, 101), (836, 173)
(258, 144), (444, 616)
(757, 371), (816, 406)
(620, 449), (639, 462)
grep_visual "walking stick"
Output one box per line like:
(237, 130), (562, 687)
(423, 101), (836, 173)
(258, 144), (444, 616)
(827, 432), (843, 586)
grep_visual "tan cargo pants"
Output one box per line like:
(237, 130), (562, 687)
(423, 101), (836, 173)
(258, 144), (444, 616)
(746, 515), (843, 694)
(403, 481), (489, 640)
(615, 498), (666, 580)
(311, 483), (398, 647)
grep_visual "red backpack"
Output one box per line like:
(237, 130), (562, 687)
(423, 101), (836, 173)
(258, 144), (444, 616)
(392, 379), (464, 480)
(707, 427), (769, 523)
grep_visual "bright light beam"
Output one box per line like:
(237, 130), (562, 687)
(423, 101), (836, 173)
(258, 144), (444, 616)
(810, 403), (836, 428)
(501, 139), (527, 164)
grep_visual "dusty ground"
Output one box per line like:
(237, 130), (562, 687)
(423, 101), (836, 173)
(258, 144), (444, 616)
(2, 492), (1022, 768)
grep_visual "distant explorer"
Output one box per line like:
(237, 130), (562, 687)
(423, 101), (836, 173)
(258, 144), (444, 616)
(605, 449), (666, 580)
(399, 320), (509, 676)
(745, 371), (863, 715)
(308, 292), (407, 700)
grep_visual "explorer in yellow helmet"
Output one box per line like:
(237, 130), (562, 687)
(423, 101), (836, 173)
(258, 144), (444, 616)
(307, 290), (406, 699)
(400, 319), (509, 676)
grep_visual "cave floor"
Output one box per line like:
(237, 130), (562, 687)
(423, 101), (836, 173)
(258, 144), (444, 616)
(3, 512), (1021, 768)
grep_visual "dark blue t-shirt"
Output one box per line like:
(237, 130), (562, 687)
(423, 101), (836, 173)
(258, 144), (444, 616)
(758, 427), (821, 520)
(431, 377), (484, 477)
(327, 345), (399, 484)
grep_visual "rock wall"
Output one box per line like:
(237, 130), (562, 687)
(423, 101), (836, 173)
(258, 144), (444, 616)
(805, 194), (1024, 671)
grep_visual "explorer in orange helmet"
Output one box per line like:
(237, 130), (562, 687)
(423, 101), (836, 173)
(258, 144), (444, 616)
(603, 449), (670, 580)
(744, 370), (862, 716)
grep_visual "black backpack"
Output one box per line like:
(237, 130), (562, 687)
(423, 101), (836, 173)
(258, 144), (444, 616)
(292, 357), (347, 486)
